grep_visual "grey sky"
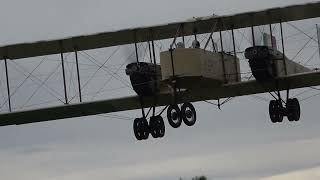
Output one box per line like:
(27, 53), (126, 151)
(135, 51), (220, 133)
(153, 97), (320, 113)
(0, 0), (320, 180)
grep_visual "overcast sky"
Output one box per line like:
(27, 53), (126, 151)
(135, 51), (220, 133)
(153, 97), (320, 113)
(0, 0), (320, 180)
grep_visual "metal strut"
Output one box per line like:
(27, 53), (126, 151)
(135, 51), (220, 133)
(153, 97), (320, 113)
(251, 25), (256, 46)
(279, 20), (288, 75)
(169, 48), (177, 105)
(231, 27), (240, 82)
(74, 47), (82, 103)
(139, 96), (146, 118)
(59, 41), (68, 104)
(134, 31), (140, 64)
(219, 30), (227, 83)
(269, 24), (274, 49)
(4, 58), (11, 112)
(181, 24), (185, 44)
(148, 41), (153, 63)
(151, 38), (157, 116)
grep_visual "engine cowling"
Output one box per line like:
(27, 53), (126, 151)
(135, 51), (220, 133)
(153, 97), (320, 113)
(245, 46), (275, 82)
(126, 62), (160, 97)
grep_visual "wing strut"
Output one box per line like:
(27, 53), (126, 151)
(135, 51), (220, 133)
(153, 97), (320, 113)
(280, 20), (288, 75)
(74, 47), (82, 103)
(231, 27), (240, 82)
(4, 57), (11, 112)
(269, 24), (274, 49)
(59, 41), (68, 104)
(219, 20), (227, 83)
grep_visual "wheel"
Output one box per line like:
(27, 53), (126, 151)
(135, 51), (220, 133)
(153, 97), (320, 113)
(149, 116), (159, 138)
(269, 100), (284, 123)
(149, 116), (165, 138)
(133, 118), (143, 140)
(287, 98), (300, 122)
(156, 116), (165, 138)
(133, 117), (149, 140)
(167, 104), (182, 128)
(140, 118), (149, 140)
(181, 103), (197, 126)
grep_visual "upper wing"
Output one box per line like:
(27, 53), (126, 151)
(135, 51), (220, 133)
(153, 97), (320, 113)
(1, 71), (320, 126)
(0, 2), (319, 60)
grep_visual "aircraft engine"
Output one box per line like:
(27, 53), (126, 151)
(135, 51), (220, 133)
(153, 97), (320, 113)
(126, 62), (161, 97)
(245, 46), (275, 82)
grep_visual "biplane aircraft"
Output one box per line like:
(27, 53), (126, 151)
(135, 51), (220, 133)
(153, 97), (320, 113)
(0, 2), (319, 141)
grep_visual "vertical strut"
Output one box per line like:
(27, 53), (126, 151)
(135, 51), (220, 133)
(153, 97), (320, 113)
(170, 49), (175, 77)
(139, 96), (146, 118)
(134, 42), (139, 63)
(74, 47), (82, 103)
(210, 36), (216, 52)
(151, 40), (156, 65)
(60, 41), (68, 104)
(181, 24), (185, 44)
(316, 24), (320, 62)
(4, 58), (11, 112)
(134, 31), (139, 64)
(219, 30), (227, 83)
(148, 41), (153, 63)
(231, 27), (239, 82)
(251, 25), (256, 46)
(279, 20), (287, 75)
(269, 24), (274, 49)
(150, 30), (158, 116)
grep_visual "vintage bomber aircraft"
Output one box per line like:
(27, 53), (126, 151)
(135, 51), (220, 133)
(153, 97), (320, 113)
(0, 2), (319, 141)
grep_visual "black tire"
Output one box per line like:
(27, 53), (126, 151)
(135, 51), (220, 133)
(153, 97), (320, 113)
(269, 100), (283, 123)
(156, 116), (165, 138)
(140, 118), (149, 140)
(293, 98), (301, 121)
(167, 105), (182, 128)
(287, 98), (300, 122)
(149, 116), (159, 138)
(133, 118), (143, 140)
(181, 103), (197, 126)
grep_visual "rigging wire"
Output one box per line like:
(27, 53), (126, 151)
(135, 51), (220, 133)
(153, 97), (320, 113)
(19, 63), (64, 109)
(0, 56), (48, 106)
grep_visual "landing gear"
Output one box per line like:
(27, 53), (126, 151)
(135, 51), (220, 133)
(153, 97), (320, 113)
(167, 103), (197, 128)
(268, 90), (301, 123)
(133, 102), (197, 141)
(133, 116), (165, 141)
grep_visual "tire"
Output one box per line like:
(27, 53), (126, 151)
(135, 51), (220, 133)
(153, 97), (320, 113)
(167, 105), (182, 128)
(149, 116), (159, 138)
(181, 103), (197, 126)
(156, 116), (165, 138)
(133, 118), (143, 140)
(269, 100), (283, 123)
(293, 98), (301, 121)
(287, 98), (300, 122)
(140, 118), (149, 140)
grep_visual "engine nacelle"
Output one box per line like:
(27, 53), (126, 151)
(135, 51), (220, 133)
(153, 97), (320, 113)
(245, 46), (275, 82)
(126, 62), (161, 97)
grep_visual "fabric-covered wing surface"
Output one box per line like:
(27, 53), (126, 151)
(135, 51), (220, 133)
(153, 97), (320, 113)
(0, 2), (319, 60)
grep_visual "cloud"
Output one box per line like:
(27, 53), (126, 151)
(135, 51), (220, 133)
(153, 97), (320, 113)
(261, 166), (320, 180)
